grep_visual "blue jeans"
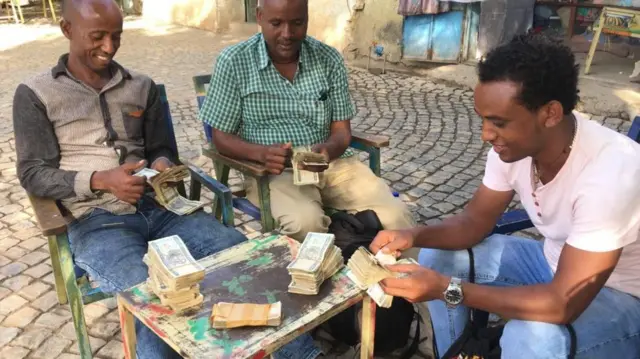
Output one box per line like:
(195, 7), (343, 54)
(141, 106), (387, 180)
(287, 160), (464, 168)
(68, 196), (321, 359)
(419, 234), (640, 359)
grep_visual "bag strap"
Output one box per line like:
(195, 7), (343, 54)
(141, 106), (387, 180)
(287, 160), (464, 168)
(398, 310), (421, 359)
(566, 323), (577, 359)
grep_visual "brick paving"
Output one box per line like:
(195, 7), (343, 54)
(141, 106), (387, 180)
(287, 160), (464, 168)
(0, 19), (632, 359)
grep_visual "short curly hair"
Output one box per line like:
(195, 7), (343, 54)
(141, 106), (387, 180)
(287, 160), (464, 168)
(478, 33), (579, 115)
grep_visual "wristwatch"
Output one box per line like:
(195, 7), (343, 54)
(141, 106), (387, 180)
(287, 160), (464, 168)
(443, 277), (464, 307)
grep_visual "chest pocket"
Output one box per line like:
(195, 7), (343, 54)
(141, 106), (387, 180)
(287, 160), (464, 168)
(120, 106), (145, 140)
(241, 71), (332, 130)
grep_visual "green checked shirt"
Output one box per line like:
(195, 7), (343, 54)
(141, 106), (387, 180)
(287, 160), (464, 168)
(200, 34), (355, 156)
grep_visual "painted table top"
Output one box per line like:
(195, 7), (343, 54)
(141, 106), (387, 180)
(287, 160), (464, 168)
(118, 233), (364, 359)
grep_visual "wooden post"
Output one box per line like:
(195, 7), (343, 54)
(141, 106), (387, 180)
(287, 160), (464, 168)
(9, 0), (22, 24)
(584, 7), (606, 75)
(48, 235), (68, 304)
(118, 297), (138, 359)
(58, 233), (93, 358)
(48, 0), (57, 22)
(257, 176), (275, 232)
(568, 0), (577, 39)
(360, 295), (376, 359)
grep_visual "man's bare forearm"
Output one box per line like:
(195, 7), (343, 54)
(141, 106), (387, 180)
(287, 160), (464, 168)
(213, 130), (268, 163)
(325, 130), (351, 160)
(411, 186), (514, 250)
(430, 274), (569, 324)
(412, 212), (493, 250)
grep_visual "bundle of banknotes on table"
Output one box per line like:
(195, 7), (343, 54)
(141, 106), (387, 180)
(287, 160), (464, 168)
(135, 165), (205, 216)
(210, 302), (282, 329)
(287, 232), (344, 295)
(346, 247), (417, 308)
(143, 235), (205, 313)
(292, 146), (329, 186)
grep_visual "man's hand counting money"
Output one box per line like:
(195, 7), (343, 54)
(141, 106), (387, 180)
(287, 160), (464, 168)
(380, 264), (449, 304)
(91, 160), (147, 204)
(260, 143), (292, 175)
(369, 229), (416, 258)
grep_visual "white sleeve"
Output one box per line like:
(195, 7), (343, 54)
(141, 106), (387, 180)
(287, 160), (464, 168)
(482, 148), (513, 192)
(567, 148), (640, 252)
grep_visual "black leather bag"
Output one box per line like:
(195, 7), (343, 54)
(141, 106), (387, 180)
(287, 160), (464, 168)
(326, 210), (420, 358)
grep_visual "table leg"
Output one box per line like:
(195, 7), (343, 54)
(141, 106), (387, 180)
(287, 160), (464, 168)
(118, 296), (137, 359)
(585, 9), (606, 75)
(360, 295), (376, 359)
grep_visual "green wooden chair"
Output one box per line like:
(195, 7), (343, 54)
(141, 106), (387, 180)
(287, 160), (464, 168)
(192, 74), (393, 232)
(27, 84), (237, 358)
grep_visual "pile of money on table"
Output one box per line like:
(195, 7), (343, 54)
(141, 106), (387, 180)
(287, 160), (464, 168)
(347, 247), (417, 308)
(144, 235), (205, 313)
(135, 165), (205, 216)
(292, 146), (329, 186)
(287, 232), (344, 295)
(210, 302), (282, 329)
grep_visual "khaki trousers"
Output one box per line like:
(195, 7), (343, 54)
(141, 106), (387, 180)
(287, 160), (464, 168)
(246, 156), (416, 241)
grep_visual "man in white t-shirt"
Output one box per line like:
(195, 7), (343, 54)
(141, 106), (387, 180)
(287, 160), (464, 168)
(370, 34), (640, 358)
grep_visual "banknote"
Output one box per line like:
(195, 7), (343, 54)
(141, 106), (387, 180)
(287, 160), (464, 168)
(165, 196), (205, 216)
(292, 146), (321, 186)
(374, 251), (398, 266)
(148, 235), (204, 279)
(367, 282), (392, 308)
(287, 232), (334, 273)
(134, 168), (160, 180)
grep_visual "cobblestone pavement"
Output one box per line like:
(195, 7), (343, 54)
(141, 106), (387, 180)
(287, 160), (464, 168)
(0, 19), (633, 359)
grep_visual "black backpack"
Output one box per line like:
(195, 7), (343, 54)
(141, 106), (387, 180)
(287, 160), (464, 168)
(325, 210), (421, 358)
(441, 248), (577, 359)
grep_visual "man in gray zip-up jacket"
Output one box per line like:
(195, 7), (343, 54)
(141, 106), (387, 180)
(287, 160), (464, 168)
(12, 0), (247, 357)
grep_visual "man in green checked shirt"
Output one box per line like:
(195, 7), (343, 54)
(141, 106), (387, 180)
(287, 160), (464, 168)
(200, 0), (414, 241)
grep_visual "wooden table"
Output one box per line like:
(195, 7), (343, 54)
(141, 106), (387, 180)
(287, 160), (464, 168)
(117, 233), (376, 359)
(585, 6), (640, 75)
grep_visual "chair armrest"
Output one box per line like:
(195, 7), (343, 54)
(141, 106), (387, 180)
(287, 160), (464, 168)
(351, 131), (390, 148)
(28, 194), (67, 236)
(182, 160), (235, 226)
(184, 161), (233, 207)
(491, 209), (534, 235)
(202, 146), (268, 177)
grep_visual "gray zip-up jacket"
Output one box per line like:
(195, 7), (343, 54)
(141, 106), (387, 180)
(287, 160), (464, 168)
(13, 54), (176, 220)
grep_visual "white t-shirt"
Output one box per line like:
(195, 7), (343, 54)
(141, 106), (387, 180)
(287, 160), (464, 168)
(482, 112), (640, 298)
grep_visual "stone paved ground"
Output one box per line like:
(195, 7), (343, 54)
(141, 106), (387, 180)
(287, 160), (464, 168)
(0, 18), (633, 359)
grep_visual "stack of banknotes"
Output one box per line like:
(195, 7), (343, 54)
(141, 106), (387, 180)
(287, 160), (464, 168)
(143, 235), (205, 313)
(287, 232), (344, 295)
(210, 302), (282, 329)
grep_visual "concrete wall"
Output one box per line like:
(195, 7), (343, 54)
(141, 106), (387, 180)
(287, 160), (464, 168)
(308, 0), (404, 63)
(142, 0), (246, 32)
(348, 0), (404, 62)
(141, 0), (403, 60)
(307, 0), (354, 54)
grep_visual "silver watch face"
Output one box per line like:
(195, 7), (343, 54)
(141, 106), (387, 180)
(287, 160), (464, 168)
(445, 288), (463, 305)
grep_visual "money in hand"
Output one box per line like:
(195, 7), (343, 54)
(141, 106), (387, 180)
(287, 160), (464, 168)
(346, 247), (411, 308)
(144, 165), (206, 216)
(134, 168), (160, 180)
(287, 232), (344, 295)
(144, 235), (205, 313)
(292, 146), (325, 186)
